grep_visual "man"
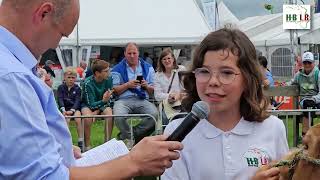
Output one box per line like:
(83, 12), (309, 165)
(76, 60), (87, 80)
(57, 67), (83, 150)
(81, 59), (113, 150)
(112, 43), (159, 145)
(43, 59), (56, 78)
(291, 52), (320, 137)
(0, 0), (182, 179)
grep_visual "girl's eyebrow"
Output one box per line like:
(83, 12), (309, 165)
(202, 64), (237, 70)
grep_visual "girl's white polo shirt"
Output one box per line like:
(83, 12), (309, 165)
(162, 115), (289, 180)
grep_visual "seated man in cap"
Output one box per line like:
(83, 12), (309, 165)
(291, 52), (320, 137)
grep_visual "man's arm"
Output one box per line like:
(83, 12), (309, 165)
(70, 135), (183, 180)
(141, 79), (154, 95)
(0, 74), (71, 179)
(142, 67), (155, 96)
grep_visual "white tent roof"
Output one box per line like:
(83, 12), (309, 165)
(238, 13), (283, 37)
(60, 0), (211, 46)
(250, 13), (320, 46)
(217, 1), (239, 27)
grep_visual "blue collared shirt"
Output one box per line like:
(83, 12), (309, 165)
(112, 60), (155, 99)
(0, 26), (74, 179)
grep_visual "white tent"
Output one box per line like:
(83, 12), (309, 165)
(217, 1), (239, 27)
(238, 13), (320, 78)
(251, 13), (320, 47)
(61, 0), (210, 46)
(238, 13), (283, 38)
(58, 0), (211, 68)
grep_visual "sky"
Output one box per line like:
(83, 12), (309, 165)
(0, 0), (314, 20)
(220, 0), (313, 19)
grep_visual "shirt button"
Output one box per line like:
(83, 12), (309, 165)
(225, 133), (230, 137)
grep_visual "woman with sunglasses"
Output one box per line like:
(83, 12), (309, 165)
(162, 28), (289, 180)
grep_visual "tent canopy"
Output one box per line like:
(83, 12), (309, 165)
(247, 13), (320, 47)
(217, 1), (239, 27)
(60, 0), (211, 46)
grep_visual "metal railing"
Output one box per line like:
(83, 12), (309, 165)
(268, 109), (320, 147)
(65, 109), (320, 151)
(161, 109), (320, 147)
(65, 114), (158, 151)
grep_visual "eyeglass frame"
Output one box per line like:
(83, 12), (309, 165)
(192, 67), (241, 85)
(101, 67), (110, 73)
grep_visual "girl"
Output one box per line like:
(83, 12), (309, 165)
(162, 28), (289, 180)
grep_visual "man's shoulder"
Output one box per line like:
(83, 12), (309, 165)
(0, 49), (30, 77)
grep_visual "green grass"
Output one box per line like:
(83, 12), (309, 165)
(69, 119), (157, 180)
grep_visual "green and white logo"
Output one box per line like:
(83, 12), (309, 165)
(243, 148), (271, 167)
(283, 5), (311, 29)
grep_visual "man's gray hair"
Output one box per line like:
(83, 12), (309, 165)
(124, 42), (139, 52)
(2, 0), (71, 23)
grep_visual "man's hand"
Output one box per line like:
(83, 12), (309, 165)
(252, 164), (280, 180)
(126, 79), (140, 89)
(140, 80), (148, 90)
(127, 135), (183, 176)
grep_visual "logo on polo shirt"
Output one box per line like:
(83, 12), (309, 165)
(243, 148), (271, 167)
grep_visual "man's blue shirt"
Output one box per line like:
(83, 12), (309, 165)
(111, 60), (155, 99)
(0, 26), (74, 179)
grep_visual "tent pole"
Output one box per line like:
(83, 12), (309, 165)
(76, 23), (80, 67)
(289, 0), (296, 77)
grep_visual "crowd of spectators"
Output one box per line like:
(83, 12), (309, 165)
(37, 43), (186, 151)
(38, 42), (320, 152)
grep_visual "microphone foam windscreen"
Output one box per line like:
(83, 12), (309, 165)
(191, 101), (210, 120)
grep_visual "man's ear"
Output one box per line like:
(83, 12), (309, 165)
(33, 2), (54, 24)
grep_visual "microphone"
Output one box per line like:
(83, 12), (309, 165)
(166, 101), (210, 142)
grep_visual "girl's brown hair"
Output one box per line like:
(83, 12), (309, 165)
(181, 28), (269, 122)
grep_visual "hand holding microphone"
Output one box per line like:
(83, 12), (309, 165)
(166, 101), (210, 142)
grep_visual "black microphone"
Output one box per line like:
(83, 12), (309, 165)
(166, 101), (209, 142)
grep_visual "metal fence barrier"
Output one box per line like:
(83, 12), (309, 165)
(268, 108), (320, 147)
(65, 114), (157, 151)
(65, 109), (319, 154)
(161, 109), (320, 147)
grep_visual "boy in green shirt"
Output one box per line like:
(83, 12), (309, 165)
(81, 59), (113, 150)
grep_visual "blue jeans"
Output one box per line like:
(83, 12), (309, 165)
(113, 97), (158, 142)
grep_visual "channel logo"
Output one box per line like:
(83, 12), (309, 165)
(283, 5), (311, 29)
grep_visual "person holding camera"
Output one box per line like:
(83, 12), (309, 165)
(111, 42), (158, 146)
(290, 52), (320, 137)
